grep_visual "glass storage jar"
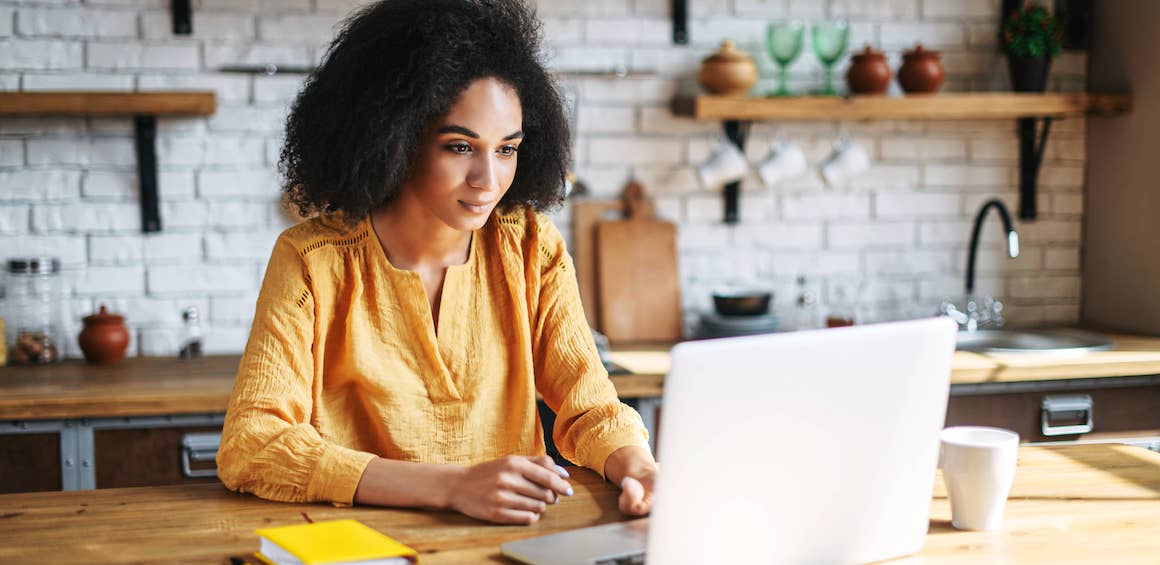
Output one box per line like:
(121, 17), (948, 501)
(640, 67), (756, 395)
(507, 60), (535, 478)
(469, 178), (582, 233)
(4, 257), (64, 364)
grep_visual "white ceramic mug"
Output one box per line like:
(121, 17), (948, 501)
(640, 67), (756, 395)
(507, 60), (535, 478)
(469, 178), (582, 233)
(696, 138), (750, 189)
(757, 140), (808, 188)
(939, 426), (1020, 531)
(819, 139), (871, 186)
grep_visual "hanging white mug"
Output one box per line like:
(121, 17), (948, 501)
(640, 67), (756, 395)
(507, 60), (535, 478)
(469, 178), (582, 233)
(757, 140), (808, 188)
(695, 138), (750, 189)
(819, 139), (871, 187)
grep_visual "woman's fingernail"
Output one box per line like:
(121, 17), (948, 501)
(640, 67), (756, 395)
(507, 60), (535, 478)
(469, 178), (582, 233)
(555, 465), (570, 478)
(565, 487), (574, 497)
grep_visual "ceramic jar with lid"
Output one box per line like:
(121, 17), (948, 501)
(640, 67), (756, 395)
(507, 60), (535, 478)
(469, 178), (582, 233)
(698, 40), (758, 96)
(897, 44), (945, 93)
(846, 45), (892, 95)
(78, 305), (130, 365)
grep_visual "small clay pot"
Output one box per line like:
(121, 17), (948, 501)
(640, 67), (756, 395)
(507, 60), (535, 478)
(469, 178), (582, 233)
(897, 44), (945, 93)
(698, 40), (758, 96)
(78, 305), (130, 365)
(846, 45), (892, 95)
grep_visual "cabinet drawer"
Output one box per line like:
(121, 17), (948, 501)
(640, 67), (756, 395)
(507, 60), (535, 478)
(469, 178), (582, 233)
(946, 384), (1160, 443)
(0, 433), (61, 493)
(94, 425), (221, 489)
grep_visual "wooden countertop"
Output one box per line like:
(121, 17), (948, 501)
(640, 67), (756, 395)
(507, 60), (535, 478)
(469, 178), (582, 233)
(0, 444), (1155, 563)
(1, 331), (1158, 421)
(609, 332), (1160, 385)
(0, 355), (664, 420)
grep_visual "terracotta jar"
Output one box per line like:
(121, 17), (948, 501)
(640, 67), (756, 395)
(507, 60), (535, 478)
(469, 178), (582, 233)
(698, 40), (758, 96)
(897, 44), (945, 93)
(846, 45), (892, 95)
(78, 305), (130, 365)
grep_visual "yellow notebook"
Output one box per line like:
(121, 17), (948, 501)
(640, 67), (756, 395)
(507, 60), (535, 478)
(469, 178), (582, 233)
(254, 519), (418, 565)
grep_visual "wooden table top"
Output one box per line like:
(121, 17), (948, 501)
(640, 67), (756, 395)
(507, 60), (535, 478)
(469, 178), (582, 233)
(0, 444), (1155, 564)
(1, 330), (1158, 420)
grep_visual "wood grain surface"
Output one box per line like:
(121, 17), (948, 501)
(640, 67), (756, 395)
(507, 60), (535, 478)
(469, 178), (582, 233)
(595, 182), (682, 344)
(570, 199), (623, 331)
(2, 332), (1160, 420)
(0, 445), (1155, 564)
(606, 332), (1160, 385)
(672, 93), (1134, 121)
(0, 92), (216, 116)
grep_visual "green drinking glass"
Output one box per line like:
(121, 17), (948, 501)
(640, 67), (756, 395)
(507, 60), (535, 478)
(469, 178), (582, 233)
(766, 21), (805, 97)
(811, 20), (850, 96)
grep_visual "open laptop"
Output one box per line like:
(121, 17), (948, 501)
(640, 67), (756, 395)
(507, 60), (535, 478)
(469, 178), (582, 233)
(502, 317), (958, 565)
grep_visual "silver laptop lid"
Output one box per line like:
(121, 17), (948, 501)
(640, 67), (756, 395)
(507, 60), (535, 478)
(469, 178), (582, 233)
(647, 318), (957, 564)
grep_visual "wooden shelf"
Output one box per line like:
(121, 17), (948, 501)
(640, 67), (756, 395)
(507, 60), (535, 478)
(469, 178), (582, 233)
(0, 91), (217, 233)
(673, 92), (1133, 121)
(0, 91), (215, 117)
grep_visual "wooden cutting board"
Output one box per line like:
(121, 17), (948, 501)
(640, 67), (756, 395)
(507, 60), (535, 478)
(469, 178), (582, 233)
(595, 181), (682, 344)
(571, 199), (623, 331)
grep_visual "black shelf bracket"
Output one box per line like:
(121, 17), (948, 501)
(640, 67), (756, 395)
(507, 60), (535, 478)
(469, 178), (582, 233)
(1017, 117), (1053, 221)
(172, 0), (192, 35)
(134, 115), (162, 233)
(722, 120), (751, 224)
(672, 0), (688, 44)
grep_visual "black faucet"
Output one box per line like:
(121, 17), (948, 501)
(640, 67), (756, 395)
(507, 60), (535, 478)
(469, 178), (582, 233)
(965, 199), (1019, 295)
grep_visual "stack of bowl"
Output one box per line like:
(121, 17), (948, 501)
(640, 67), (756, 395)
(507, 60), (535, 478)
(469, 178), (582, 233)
(699, 289), (779, 338)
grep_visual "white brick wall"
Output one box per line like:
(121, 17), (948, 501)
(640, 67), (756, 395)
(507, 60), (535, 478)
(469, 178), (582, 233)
(0, 0), (1090, 355)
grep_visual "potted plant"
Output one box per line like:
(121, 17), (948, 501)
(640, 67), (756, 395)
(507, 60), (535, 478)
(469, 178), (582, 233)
(1001, 3), (1063, 92)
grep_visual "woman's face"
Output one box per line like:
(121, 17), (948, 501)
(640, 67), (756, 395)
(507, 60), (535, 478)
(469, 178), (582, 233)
(402, 77), (524, 232)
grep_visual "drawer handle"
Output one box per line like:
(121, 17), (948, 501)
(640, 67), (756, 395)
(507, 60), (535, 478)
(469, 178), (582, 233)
(1041, 394), (1094, 436)
(181, 432), (221, 478)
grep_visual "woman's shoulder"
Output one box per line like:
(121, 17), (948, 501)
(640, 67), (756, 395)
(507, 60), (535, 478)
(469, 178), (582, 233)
(487, 206), (568, 274)
(489, 205), (563, 243)
(275, 213), (373, 256)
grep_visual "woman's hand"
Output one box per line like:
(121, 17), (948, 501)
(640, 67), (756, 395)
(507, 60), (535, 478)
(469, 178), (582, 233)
(604, 445), (658, 516)
(617, 468), (656, 516)
(446, 455), (574, 525)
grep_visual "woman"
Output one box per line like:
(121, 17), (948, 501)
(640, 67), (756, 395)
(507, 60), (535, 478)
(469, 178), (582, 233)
(216, 0), (657, 525)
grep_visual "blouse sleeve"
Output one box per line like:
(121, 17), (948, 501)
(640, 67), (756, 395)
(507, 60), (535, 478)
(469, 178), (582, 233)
(530, 215), (649, 478)
(216, 235), (376, 505)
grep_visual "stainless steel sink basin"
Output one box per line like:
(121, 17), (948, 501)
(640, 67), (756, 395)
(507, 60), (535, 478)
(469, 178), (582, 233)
(955, 329), (1115, 355)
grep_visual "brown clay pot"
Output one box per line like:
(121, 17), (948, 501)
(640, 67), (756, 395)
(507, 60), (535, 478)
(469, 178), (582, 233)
(78, 305), (130, 365)
(846, 45), (892, 95)
(698, 40), (758, 96)
(897, 44), (945, 93)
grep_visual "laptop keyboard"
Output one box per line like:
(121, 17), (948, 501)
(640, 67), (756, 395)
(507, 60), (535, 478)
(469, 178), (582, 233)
(594, 553), (646, 565)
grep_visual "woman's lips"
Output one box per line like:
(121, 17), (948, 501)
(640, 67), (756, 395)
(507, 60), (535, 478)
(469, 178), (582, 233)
(459, 200), (493, 214)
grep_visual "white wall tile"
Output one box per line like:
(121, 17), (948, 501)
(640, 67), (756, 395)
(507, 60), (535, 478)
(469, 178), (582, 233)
(0, 170), (81, 201)
(16, 8), (136, 39)
(75, 265), (147, 295)
(143, 232), (203, 263)
(0, 0), (1091, 340)
(22, 72), (134, 90)
(0, 139), (23, 166)
(0, 39), (83, 70)
(0, 205), (30, 233)
(87, 43), (200, 71)
(147, 263), (255, 294)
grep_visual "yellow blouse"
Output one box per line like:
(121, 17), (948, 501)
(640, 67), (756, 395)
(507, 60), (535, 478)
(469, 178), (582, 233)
(216, 207), (648, 505)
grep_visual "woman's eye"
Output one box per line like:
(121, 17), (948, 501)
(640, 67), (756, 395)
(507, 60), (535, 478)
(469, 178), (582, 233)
(446, 143), (471, 154)
(499, 145), (519, 157)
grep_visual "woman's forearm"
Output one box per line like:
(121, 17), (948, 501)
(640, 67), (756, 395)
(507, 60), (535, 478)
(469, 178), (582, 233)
(353, 456), (466, 509)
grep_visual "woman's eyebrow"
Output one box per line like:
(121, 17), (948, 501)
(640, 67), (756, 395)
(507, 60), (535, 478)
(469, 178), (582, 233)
(436, 125), (524, 141)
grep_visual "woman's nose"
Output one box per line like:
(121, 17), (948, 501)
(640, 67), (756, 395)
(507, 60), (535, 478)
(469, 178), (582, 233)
(467, 154), (501, 191)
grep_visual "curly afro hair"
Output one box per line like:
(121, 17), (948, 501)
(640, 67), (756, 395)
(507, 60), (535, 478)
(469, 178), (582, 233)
(280, 0), (571, 221)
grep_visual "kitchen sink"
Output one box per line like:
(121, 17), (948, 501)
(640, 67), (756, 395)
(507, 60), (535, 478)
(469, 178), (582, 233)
(955, 329), (1115, 355)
